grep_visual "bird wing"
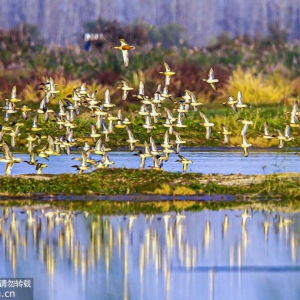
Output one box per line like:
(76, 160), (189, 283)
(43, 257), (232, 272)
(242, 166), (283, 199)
(104, 89), (111, 104)
(126, 126), (135, 140)
(139, 80), (145, 96)
(200, 111), (210, 123)
(241, 124), (249, 136)
(284, 125), (291, 138)
(122, 50), (129, 68)
(165, 76), (171, 86)
(144, 141), (151, 155)
(264, 122), (270, 135)
(206, 127), (211, 139)
(237, 91), (243, 104)
(164, 62), (171, 72)
(11, 86), (17, 99)
(4, 162), (14, 175)
(2, 143), (13, 160)
(122, 90), (128, 100)
(150, 137), (157, 151)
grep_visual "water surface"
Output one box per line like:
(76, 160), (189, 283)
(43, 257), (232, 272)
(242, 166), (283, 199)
(1, 151), (299, 175)
(0, 206), (300, 300)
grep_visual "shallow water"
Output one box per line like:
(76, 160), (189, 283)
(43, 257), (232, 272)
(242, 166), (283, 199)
(1, 150), (299, 175)
(0, 206), (300, 300)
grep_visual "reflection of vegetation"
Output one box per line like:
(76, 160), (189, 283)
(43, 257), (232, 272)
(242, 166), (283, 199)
(0, 170), (299, 201)
(1, 194), (300, 215)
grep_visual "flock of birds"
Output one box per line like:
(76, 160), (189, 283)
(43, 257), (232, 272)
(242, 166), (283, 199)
(0, 37), (298, 176)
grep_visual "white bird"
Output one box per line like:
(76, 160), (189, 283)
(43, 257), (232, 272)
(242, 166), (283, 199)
(118, 80), (133, 100)
(241, 135), (252, 157)
(159, 62), (176, 86)
(176, 155), (193, 172)
(103, 89), (115, 108)
(263, 122), (275, 140)
(202, 67), (219, 90)
(220, 124), (232, 144)
(199, 111), (215, 139)
(126, 126), (139, 151)
(236, 91), (247, 109)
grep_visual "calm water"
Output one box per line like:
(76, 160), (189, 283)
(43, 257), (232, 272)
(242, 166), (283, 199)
(1, 151), (299, 175)
(0, 206), (300, 300)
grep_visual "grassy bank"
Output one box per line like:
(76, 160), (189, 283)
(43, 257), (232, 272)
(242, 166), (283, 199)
(0, 169), (299, 201)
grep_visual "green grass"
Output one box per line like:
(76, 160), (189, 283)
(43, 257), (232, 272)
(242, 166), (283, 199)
(0, 169), (299, 201)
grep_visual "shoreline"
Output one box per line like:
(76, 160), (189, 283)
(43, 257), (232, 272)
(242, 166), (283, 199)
(0, 170), (298, 200)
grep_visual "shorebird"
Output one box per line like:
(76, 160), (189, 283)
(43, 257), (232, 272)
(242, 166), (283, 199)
(0, 142), (22, 175)
(161, 130), (173, 149)
(103, 89), (115, 108)
(236, 118), (253, 126)
(48, 77), (59, 98)
(175, 112), (187, 128)
(219, 124), (232, 144)
(150, 103), (160, 123)
(118, 80), (133, 100)
(221, 96), (238, 112)
(186, 90), (202, 111)
(176, 155), (193, 172)
(236, 91), (248, 109)
(101, 152), (115, 167)
(31, 115), (42, 132)
(36, 163), (48, 174)
(115, 110), (127, 129)
(150, 137), (162, 156)
(94, 138), (111, 155)
(24, 151), (38, 166)
(143, 115), (156, 133)
(199, 111), (215, 139)
(90, 122), (101, 141)
(152, 84), (165, 106)
(161, 85), (174, 103)
(138, 104), (150, 116)
(275, 125), (294, 148)
(111, 38), (135, 68)
(133, 80), (145, 100)
(202, 67), (219, 90)
(263, 122), (275, 140)
(159, 62), (175, 86)
(134, 141), (152, 169)
(173, 131), (186, 146)
(126, 126), (139, 151)
(289, 100), (299, 127)
(164, 107), (176, 123)
(9, 86), (21, 103)
(151, 155), (164, 170)
(9, 125), (20, 147)
(241, 135), (252, 157)
(72, 152), (90, 174)
(20, 104), (32, 120)
(241, 123), (250, 136)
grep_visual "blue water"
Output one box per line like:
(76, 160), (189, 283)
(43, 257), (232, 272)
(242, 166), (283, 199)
(1, 150), (299, 175)
(0, 207), (299, 300)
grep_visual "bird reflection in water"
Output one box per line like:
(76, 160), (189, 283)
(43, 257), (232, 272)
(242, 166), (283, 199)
(0, 206), (299, 300)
